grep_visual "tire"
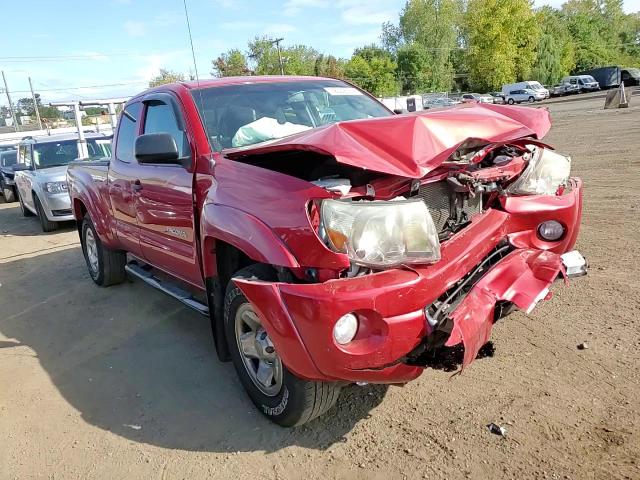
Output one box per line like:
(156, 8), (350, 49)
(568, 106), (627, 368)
(224, 264), (341, 427)
(18, 191), (35, 217)
(81, 215), (126, 286)
(2, 183), (15, 203)
(528, 96), (535, 103)
(34, 194), (58, 232)
(507, 98), (515, 105)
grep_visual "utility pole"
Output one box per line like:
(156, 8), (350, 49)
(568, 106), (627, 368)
(1, 70), (19, 132)
(28, 77), (43, 130)
(273, 37), (285, 75)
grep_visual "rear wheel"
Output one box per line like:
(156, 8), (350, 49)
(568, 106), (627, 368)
(81, 216), (126, 286)
(507, 98), (515, 105)
(2, 183), (15, 203)
(224, 264), (341, 427)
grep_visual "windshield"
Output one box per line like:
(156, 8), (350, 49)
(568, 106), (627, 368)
(192, 79), (392, 150)
(529, 82), (543, 90)
(626, 68), (640, 77)
(33, 139), (109, 169)
(582, 76), (596, 83)
(1, 151), (17, 167)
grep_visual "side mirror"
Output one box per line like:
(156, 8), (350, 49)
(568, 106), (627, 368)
(135, 133), (180, 165)
(393, 108), (408, 114)
(12, 163), (31, 171)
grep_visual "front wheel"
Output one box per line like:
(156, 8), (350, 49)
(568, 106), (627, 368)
(507, 98), (515, 105)
(528, 96), (535, 103)
(34, 194), (58, 232)
(224, 264), (341, 427)
(81, 216), (126, 286)
(18, 191), (35, 217)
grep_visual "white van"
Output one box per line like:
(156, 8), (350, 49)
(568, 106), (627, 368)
(502, 81), (549, 99)
(561, 75), (600, 93)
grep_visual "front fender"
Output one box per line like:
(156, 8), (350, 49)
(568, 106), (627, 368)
(200, 203), (300, 277)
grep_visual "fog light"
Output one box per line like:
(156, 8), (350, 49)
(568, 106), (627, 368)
(538, 220), (565, 241)
(333, 313), (358, 345)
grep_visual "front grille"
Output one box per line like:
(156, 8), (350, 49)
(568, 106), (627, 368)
(417, 180), (482, 233)
(52, 209), (72, 217)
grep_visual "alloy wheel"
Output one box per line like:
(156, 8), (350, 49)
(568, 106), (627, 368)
(234, 303), (283, 396)
(84, 227), (99, 277)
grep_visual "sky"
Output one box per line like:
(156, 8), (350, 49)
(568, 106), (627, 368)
(0, 0), (639, 104)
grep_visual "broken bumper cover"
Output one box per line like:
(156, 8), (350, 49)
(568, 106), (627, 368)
(234, 179), (583, 383)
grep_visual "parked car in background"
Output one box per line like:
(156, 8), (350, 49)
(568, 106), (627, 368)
(502, 81), (549, 99)
(13, 132), (111, 231)
(1, 142), (17, 153)
(577, 66), (640, 88)
(424, 97), (461, 109)
(489, 92), (505, 104)
(503, 88), (545, 104)
(461, 93), (494, 103)
(0, 149), (18, 202)
(550, 83), (580, 96)
(562, 75), (600, 92)
(68, 76), (585, 427)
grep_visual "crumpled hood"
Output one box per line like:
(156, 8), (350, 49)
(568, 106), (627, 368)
(224, 103), (551, 178)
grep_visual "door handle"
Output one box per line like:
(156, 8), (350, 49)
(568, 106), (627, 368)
(132, 179), (143, 192)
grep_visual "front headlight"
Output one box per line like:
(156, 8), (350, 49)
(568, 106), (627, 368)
(320, 198), (440, 268)
(507, 147), (571, 195)
(44, 181), (68, 194)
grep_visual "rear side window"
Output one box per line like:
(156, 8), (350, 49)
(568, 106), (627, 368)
(115, 102), (142, 163)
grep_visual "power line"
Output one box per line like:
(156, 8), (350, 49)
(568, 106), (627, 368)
(8, 81), (147, 94)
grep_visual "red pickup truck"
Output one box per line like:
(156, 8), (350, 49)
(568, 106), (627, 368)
(67, 76), (585, 427)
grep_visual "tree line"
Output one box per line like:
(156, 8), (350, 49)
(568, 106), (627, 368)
(150, 0), (639, 96)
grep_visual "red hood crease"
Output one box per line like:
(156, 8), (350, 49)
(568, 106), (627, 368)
(224, 103), (551, 178)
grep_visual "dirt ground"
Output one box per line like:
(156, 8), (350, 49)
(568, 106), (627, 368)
(1, 96), (639, 480)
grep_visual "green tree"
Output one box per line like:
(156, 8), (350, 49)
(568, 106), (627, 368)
(212, 49), (249, 77)
(314, 54), (346, 78)
(39, 106), (61, 120)
(399, 0), (461, 91)
(344, 46), (398, 96)
(464, 0), (540, 91)
(561, 0), (622, 71)
(17, 94), (42, 116)
(531, 7), (576, 85)
(149, 68), (185, 87)
(247, 37), (319, 75)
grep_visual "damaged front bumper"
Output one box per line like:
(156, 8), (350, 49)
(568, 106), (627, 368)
(234, 179), (584, 383)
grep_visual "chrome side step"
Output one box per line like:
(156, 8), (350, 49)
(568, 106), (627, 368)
(125, 262), (209, 316)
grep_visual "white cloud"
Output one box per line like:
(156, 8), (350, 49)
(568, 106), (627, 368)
(262, 23), (297, 35)
(152, 12), (179, 27)
(331, 30), (380, 46)
(212, 0), (237, 7)
(123, 20), (147, 37)
(283, 0), (329, 16)
(340, 7), (395, 25)
(220, 20), (261, 30)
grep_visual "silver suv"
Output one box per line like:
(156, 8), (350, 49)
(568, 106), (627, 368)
(503, 88), (545, 105)
(14, 133), (111, 231)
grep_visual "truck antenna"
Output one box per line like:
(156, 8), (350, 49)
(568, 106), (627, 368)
(182, 0), (212, 149)
(182, 0), (200, 85)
